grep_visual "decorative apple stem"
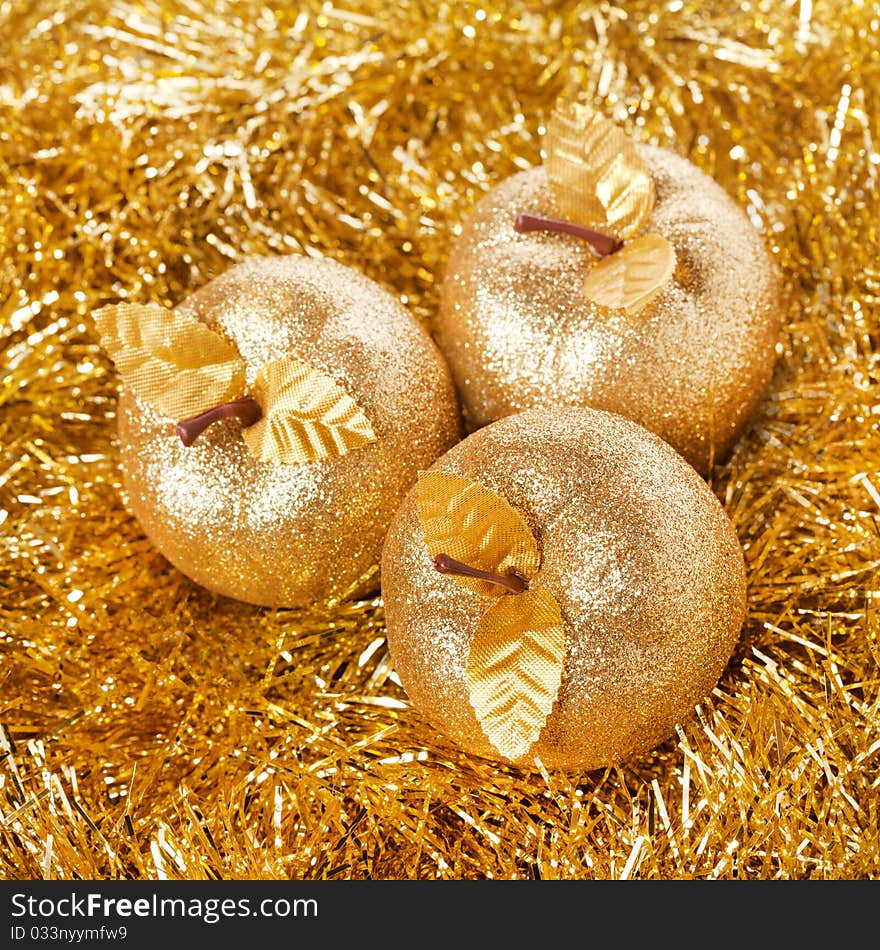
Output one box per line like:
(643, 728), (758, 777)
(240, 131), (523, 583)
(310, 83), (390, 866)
(432, 553), (528, 594)
(514, 212), (622, 257)
(175, 397), (263, 446)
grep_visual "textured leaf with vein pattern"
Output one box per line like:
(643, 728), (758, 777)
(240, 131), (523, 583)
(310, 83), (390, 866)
(467, 588), (566, 761)
(241, 357), (376, 465)
(416, 471), (540, 597)
(545, 100), (654, 240)
(583, 233), (677, 312)
(92, 303), (246, 420)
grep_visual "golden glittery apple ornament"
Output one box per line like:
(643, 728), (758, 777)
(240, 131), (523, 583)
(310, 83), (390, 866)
(93, 254), (461, 608)
(435, 98), (783, 474)
(380, 406), (747, 771)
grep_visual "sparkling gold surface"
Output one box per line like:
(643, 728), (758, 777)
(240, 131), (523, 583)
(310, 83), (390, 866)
(382, 408), (747, 771)
(3, 0), (880, 881)
(437, 147), (783, 474)
(119, 255), (460, 607)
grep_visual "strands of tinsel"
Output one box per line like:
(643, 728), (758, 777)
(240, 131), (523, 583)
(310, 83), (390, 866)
(2, 0), (879, 880)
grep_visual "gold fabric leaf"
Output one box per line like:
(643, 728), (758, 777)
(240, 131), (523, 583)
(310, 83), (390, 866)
(417, 471), (540, 597)
(92, 303), (246, 420)
(467, 588), (566, 761)
(583, 233), (677, 313)
(241, 357), (376, 465)
(545, 100), (655, 240)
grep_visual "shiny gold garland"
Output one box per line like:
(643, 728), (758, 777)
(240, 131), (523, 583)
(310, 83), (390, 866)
(2, 0), (879, 879)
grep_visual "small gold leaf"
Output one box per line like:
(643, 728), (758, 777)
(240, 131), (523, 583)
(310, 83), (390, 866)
(545, 100), (655, 240)
(92, 303), (246, 420)
(583, 233), (677, 313)
(417, 471), (540, 597)
(241, 357), (376, 465)
(467, 588), (566, 761)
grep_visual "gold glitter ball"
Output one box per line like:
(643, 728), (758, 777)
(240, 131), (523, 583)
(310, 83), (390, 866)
(381, 407), (748, 771)
(117, 255), (462, 608)
(435, 146), (784, 474)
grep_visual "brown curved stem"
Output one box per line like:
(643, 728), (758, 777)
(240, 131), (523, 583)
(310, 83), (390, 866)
(514, 212), (622, 257)
(432, 553), (528, 594)
(175, 397), (263, 446)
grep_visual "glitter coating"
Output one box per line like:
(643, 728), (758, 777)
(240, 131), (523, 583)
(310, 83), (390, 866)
(4, 0), (880, 883)
(381, 407), (748, 771)
(118, 255), (462, 607)
(436, 147), (784, 474)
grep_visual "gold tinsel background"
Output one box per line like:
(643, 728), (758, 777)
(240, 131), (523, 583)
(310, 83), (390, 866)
(2, 0), (879, 881)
